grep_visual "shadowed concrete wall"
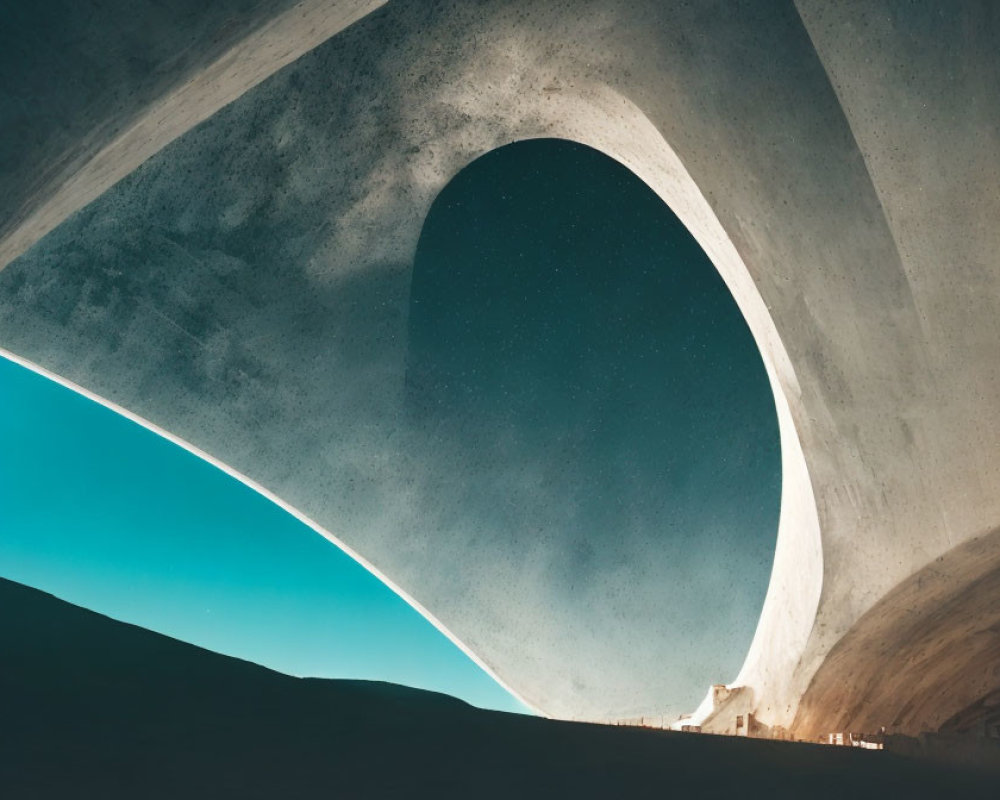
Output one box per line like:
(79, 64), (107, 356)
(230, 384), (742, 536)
(1, 0), (998, 734)
(0, 0), (384, 268)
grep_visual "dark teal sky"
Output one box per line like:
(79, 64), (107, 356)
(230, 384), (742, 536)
(407, 141), (781, 704)
(1, 139), (779, 716)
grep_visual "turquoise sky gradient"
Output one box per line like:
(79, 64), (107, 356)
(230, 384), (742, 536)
(0, 354), (527, 713)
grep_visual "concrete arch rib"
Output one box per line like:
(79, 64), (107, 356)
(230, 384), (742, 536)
(470, 90), (823, 731)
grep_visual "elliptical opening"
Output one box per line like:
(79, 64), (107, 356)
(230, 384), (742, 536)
(408, 138), (781, 713)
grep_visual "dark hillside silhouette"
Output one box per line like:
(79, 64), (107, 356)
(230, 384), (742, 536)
(0, 577), (991, 798)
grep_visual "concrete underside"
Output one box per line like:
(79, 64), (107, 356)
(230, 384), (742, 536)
(2, 0), (999, 735)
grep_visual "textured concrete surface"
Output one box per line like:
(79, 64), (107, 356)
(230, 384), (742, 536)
(2, 0), (999, 735)
(0, 0), (384, 268)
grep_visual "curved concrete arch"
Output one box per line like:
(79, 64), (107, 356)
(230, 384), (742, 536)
(406, 111), (824, 726)
(2, 0), (999, 736)
(2, 6), (820, 718)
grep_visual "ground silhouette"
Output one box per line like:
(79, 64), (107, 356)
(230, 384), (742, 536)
(0, 577), (992, 798)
